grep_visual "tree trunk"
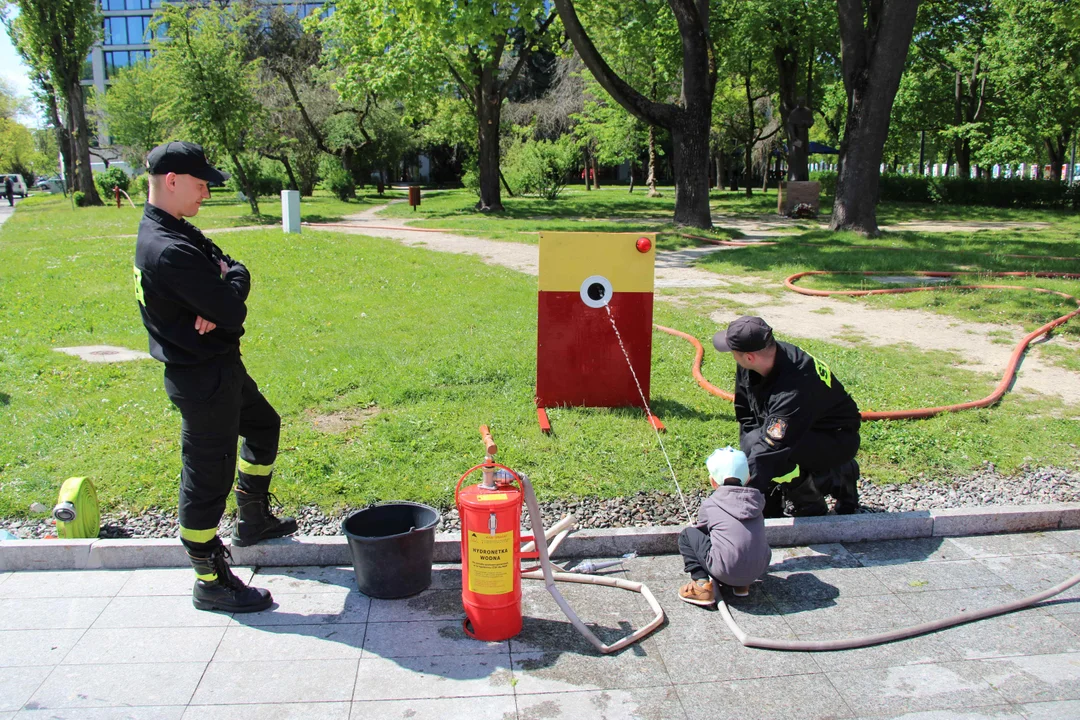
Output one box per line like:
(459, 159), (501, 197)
(743, 142), (753, 198)
(281, 155), (299, 191)
(830, 0), (922, 236)
(68, 82), (102, 205)
(229, 152), (261, 215)
(646, 125), (660, 197)
(475, 74), (503, 212)
(553, 0), (714, 227)
(775, 42), (809, 181)
(716, 152), (724, 190)
(41, 82), (74, 186)
(591, 151), (600, 190)
(671, 118), (712, 226)
(583, 144), (592, 190)
(628, 162), (635, 193)
(1046, 135), (1067, 183)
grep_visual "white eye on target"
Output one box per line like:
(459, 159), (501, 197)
(579, 275), (613, 308)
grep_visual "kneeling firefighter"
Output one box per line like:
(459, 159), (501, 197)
(712, 316), (861, 517)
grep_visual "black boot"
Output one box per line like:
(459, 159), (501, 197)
(189, 545), (273, 613)
(230, 489), (298, 547)
(782, 474), (829, 517)
(831, 459), (861, 515)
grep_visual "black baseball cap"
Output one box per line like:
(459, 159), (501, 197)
(146, 141), (230, 185)
(713, 316), (774, 352)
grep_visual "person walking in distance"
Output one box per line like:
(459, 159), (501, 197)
(134, 142), (297, 612)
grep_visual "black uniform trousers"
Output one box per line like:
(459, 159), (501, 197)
(743, 425), (860, 513)
(164, 353), (280, 553)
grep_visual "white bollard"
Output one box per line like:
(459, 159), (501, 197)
(281, 190), (301, 234)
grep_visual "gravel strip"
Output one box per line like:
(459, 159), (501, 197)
(3, 463), (1078, 540)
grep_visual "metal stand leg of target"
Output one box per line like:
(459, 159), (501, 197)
(537, 407), (552, 434)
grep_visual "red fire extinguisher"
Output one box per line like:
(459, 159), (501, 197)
(455, 426), (538, 641)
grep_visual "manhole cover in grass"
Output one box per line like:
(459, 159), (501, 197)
(873, 275), (954, 286)
(54, 345), (152, 363)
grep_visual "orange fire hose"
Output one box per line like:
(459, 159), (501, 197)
(656, 270), (1080, 420)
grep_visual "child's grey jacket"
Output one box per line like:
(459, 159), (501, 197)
(695, 485), (771, 587)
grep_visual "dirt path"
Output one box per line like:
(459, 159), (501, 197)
(307, 206), (1080, 406)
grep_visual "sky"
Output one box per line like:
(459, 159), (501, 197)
(1, 10), (43, 127)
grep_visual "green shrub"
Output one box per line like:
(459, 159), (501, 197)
(503, 134), (578, 201)
(93, 167), (131, 200)
(321, 163), (355, 201)
(809, 170), (837, 195)
(226, 157), (286, 198)
(73, 191), (88, 207)
(132, 173), (150, 198)
(461, 161), (480, 198)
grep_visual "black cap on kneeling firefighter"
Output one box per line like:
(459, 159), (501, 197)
(712, 317), (861, 518)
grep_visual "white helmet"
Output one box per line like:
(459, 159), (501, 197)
(706, 446), (750, 486)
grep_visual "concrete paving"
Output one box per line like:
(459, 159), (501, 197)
(0, 529), (1078, 719)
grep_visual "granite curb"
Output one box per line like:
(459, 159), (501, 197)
(2, 502), (1078, 572)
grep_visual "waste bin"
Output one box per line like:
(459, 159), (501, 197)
(342, 502), (440, 598)
(408, 185), (421, 210)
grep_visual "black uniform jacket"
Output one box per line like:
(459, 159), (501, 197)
(735, 341), (860, 485)
(134, 203), (250, 366)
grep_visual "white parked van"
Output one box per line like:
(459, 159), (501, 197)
(4, 174), (28, 197)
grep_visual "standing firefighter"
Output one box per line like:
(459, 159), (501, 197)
(713, 316), (861, 517)
(134, 141), (297, 613)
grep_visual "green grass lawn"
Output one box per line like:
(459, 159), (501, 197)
(1, 190), (1078, 520)
(19, 188), (402, 238)
(380, 187), (743, 249)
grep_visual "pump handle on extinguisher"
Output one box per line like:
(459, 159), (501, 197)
(479, 425), (497, 456)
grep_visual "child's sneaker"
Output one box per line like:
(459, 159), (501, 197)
(731, 585), (750, 597)
(679, 578), (715, 606)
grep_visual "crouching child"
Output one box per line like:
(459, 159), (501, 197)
(678, 447), (771, 606)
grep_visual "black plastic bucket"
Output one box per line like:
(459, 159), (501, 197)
(342, 502), (441, 599)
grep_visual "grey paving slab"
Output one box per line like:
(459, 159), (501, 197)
(228, 590), (370, 626)
(250, 566), (354, 594)
(795, 631), (963, 673)
(519, 576), (652, 625)
(118, 567), (253, 596)
(213, 623), (365, 662)
(24, 662), (206, 710)
(363, 619), (507, 659)
(0, 630), (85, 667)
(0, 572), (11, 585)
(351, 655), (514, 701)
(763, 563), (893, 603)
(843, 537), (971, 567)
(896, 586), (1032, 621)
(975, 652), (1080, 704)
(1048, 530), (1080, 551)
(770, 542), (862, 569)
(1019, 699), (1080, 719)
(675, 673), (853, 720)
(427, 564), (463, 590)
(62, 627), (227, 665)
(949, 532), (1073, 559)
(1051, 611), (1080, 634)
(870, 559), (1010, 594)
(368, 588), (466, 623)
(773, 593), (921, 634)
(350, 696), (517, 720)
(0, 666), (53, 713)
(514, 686), (688, 720)
(977, 553), (1080, 594)
(190, 659), (358, 705)
(826, 660), (1007, 717)
(17, 708), (186, 719)
(0, 598), (110, 630)
(850, 707), (1025, 719)
(933, 613), (1080, 660)
(0, 570), (130, 599)
(182, 703), (350, 720)
(91, 595), (232, 628)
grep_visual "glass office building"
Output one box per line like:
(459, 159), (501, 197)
(85, 0), (325, 146)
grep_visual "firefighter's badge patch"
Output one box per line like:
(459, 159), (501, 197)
(766, 418), (788, 441)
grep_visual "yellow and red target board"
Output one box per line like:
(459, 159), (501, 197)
(535, 232), (662, 433)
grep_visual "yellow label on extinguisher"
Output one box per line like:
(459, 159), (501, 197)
(476, 494), (508, 501)
(467, 530), (514, 595)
